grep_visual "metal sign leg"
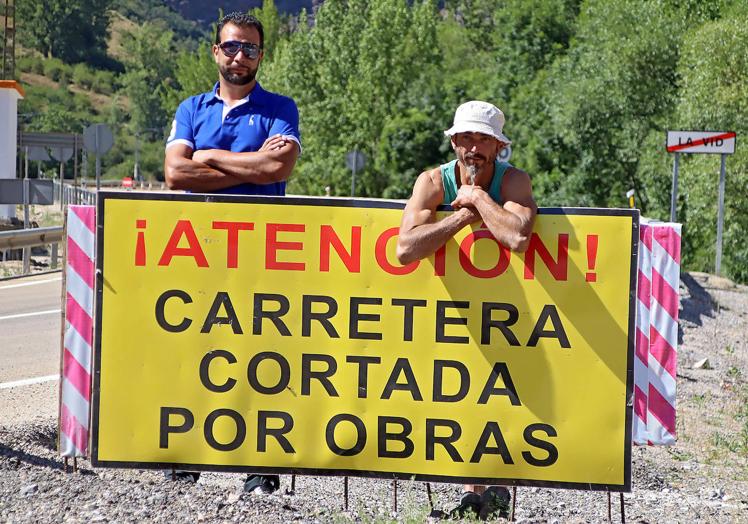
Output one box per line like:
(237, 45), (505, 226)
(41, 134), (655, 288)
(670, 152), (680, 222)
(392, 479), (398, 513)
(715, 153), (727, 275)
(343, 476), (348, 510)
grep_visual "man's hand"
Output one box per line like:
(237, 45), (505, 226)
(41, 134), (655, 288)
(191, 149), (212, 164)
(396, 169), (484, 265)
(451, 184), (479, 210)
(259, 134), (289, 152)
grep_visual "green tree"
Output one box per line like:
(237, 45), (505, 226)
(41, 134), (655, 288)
(671, 12), (748, 282)
(263, 0), (442, 197)
(120, 23), (175, 133)
(160, 43), (216, 116)
(250, 0), (283, 58)
(520, 0), (682, 208)
(17, 0), (111, 64)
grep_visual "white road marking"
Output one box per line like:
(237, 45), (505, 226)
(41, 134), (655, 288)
(0, 374), (59, 389)
(0, 309), (61, 321)
(0, 276), (62, 291)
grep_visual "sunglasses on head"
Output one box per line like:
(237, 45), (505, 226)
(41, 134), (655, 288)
(218, 41), (261, 59)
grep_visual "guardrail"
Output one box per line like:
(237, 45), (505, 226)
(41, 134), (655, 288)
(0, 226), (63, 249)
(52, 181), (96, 206)
(0, 227), (64, 275)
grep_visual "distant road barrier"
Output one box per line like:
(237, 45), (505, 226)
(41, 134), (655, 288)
(52, 181), (96, 207)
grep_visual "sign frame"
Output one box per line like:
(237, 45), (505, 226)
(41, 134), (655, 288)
(91, 191), (637, 493)
(666, 130), (736, 155)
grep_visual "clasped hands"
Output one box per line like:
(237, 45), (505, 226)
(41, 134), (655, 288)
(451, 184), (483, 224)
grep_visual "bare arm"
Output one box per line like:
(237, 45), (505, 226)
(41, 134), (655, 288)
(193, 135), (298, 183)
(396, 169), (482, 264)
(164, 135), (299, 191)
(451, 167), (537, 252)
(164, 143), (243, 192)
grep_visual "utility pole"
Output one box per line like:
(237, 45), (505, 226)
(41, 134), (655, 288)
(1, 0), (16, 80)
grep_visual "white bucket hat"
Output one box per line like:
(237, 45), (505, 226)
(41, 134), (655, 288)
(444, 101), (511, 145)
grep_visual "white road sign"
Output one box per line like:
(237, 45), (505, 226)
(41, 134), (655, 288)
(498, 145), (512, 162)
(666, 130), (736, 155)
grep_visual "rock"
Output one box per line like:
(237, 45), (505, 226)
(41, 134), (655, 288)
(692, 358), (711, 369)
(227, 492), (241, 504)
(21, 484), (38, 496)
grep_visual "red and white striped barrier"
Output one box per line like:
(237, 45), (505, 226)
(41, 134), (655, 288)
(57, 205), (680, 451)
(633, 220), (682, 445)
(59, 205), (96, 457)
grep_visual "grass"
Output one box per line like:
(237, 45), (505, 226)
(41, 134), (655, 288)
(710, 385), (748, 457)
(691, 392), (709, 407)
(667, 448), (694, 462)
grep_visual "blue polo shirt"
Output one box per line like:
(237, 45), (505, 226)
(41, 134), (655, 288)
(166, 81), (301, 196)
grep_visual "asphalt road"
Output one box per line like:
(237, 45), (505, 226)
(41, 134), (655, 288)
(0, 273), (63, 384)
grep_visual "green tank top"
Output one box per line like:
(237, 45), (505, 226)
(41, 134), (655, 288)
(440, 159), (511, 205)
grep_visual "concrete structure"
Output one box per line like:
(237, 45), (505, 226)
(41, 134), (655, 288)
(0, 80), (23, 220)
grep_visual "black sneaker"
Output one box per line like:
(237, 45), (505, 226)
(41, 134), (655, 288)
(448, 491), (481, 519)
(243, 474), (280, 494)
(479, 486), (511, 520)
(164, 470), (200, 483)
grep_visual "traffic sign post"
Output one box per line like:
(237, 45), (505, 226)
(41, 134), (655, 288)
(50, 147), (74, 209)
(346, 149), (366, 197)
(666, 130), (737, 275)
(83, 123), (114, 192)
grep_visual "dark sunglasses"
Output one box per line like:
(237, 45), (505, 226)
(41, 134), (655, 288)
(218, 41), (261, 59)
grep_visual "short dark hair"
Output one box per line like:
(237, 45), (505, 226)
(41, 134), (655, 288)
(215, 12), (264, 48)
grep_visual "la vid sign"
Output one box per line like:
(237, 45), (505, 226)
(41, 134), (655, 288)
(667, 130), (736, 155)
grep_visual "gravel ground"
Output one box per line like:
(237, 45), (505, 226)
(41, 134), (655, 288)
(1, 271), (747, 523)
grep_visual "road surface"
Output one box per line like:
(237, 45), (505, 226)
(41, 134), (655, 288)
(0, 272), (63, 424)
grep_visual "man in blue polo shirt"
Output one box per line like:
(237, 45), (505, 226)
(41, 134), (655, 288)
(164, 12), (300, 195)
(162, 11), (300, 493)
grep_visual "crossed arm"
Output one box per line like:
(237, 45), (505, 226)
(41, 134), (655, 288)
(396, 167), (537, 265)
(164, 134), (299, 192)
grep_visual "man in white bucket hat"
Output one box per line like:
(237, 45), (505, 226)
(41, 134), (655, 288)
(397, 101), (536, 520)
(397, 100), (536, 264)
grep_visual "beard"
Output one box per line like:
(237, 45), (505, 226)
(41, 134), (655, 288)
(219, 64), (257, 86)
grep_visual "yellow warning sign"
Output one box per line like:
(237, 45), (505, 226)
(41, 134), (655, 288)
(92, 193), (636, 491)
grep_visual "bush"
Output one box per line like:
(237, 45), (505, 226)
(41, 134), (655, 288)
(16, 56), (44, 75)
(92, 71), (116, 95)
(72, 63), (95, 90)
(42, 58), (66, 82)
(57, 68), (72, 86)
